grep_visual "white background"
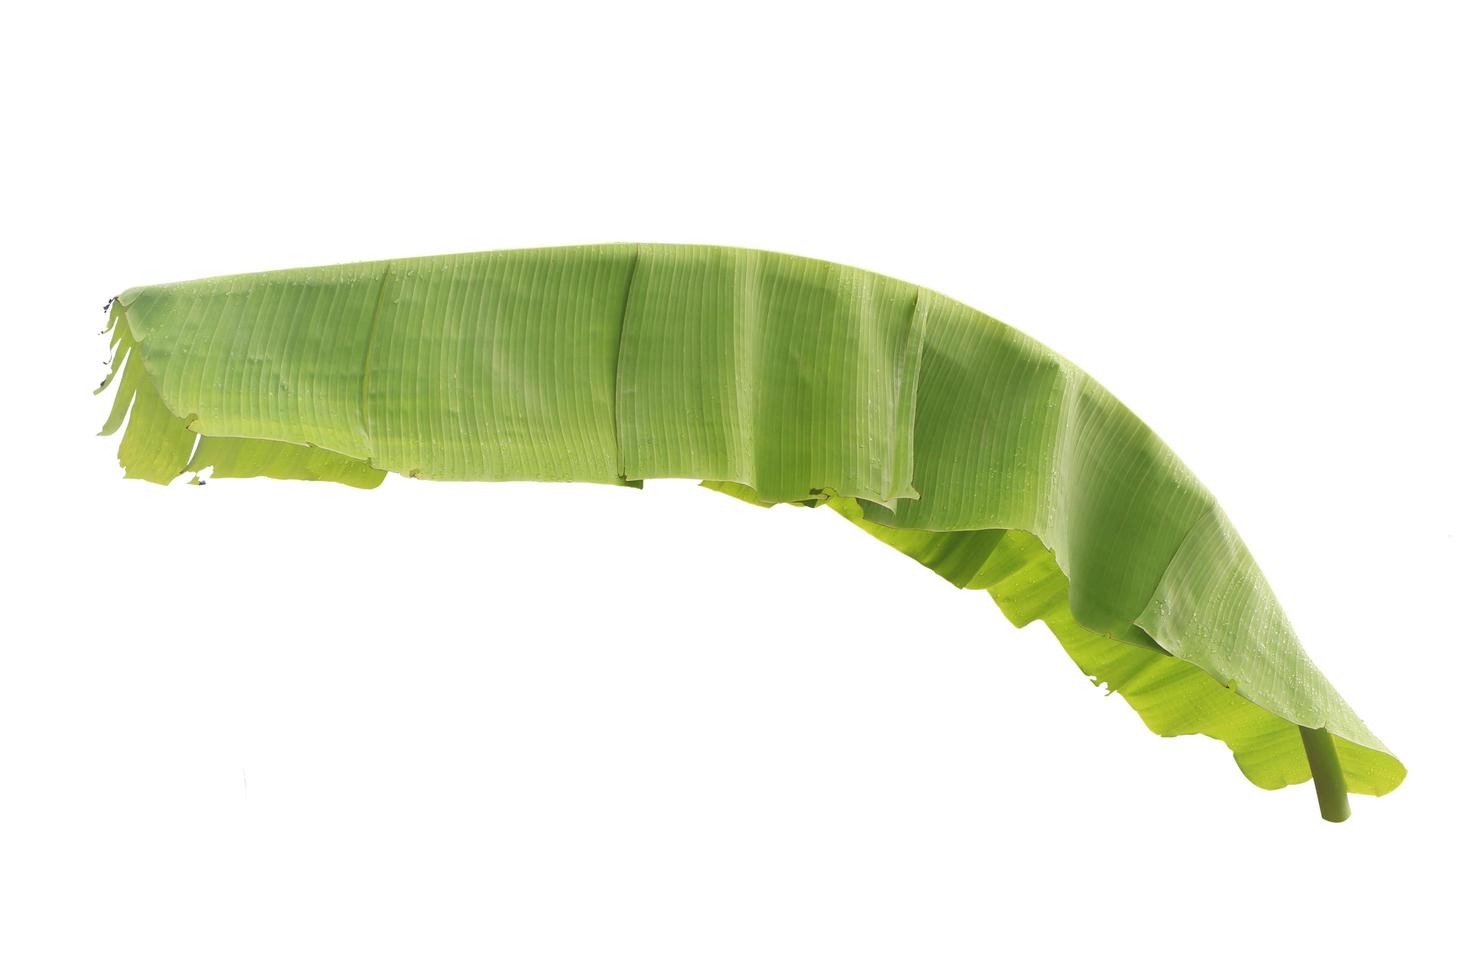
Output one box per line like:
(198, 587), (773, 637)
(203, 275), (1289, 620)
(3, 2), (1467, 977)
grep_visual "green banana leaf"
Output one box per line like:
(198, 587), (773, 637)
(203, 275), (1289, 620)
(97, 244), (1403, 820)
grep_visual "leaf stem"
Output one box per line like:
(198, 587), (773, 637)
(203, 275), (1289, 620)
(1299, 726), (1350, 823)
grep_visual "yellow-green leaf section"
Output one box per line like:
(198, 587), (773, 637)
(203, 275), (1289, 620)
(99, 244), (1404, 807)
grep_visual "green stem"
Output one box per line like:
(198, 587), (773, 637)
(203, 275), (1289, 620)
(1299, 726), (1350, 823)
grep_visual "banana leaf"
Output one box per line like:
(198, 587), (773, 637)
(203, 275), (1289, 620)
(97, 244), (1403, 821)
